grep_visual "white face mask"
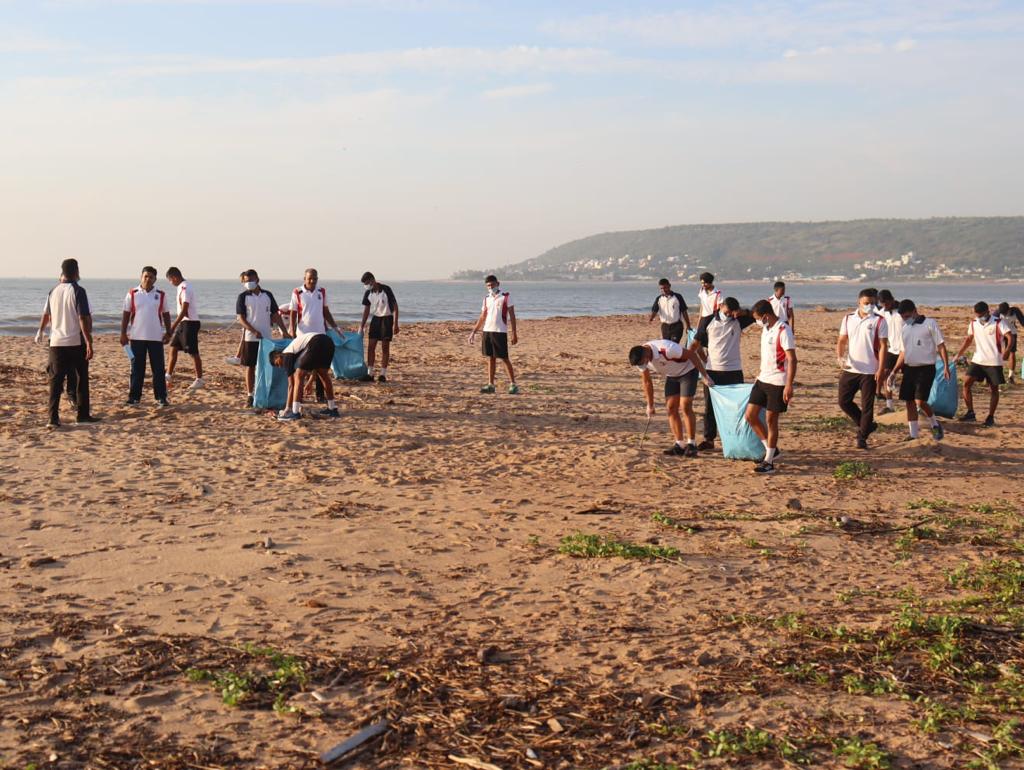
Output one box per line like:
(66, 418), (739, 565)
(859, 303), (873, 314)
(363, 283), (372, 290)
(489, 286), (501, 296)
(244, 281), (258, 291)
(755, 318), (765, 328)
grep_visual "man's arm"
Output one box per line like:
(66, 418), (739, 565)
(788, 307), (796, 331)
(649, 298), (659, 324)
(273, 312), (291, 338)
(36, 311), (50, 343)
(937, 343), (950, 379)
(81, 315), (94, 361)
(390, 290), (399, 335)
(170, 301), (189, 334)
(359, 306), (370, 333)
(289, 291), (298, 337)
(161, 311), (173, 343)
(508, 307), (518, 345)
(469, 308), (487, 338)
(836, 334), (848, 368)
(323, 306), (341, 333)
(875, 339), (889, 381)
(783, 350), (797, 403)
(642, 369), (655, 416)
(120, 311), (131, 347)
(954, 334), (973, 361)
(687, 348), (713, 386)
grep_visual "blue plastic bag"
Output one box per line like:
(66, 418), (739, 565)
(927, 358), (958, 418)
(708, 383), (766, 461)
(253, 338), (291, 411)
(328, 330), (368, 380)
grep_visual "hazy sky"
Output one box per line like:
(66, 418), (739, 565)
(1, 1), (1022, 279)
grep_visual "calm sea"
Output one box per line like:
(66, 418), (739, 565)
(3, 278), (1022, 336)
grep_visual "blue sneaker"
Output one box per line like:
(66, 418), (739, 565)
(277, 411), (301, 422)
(318, 408), (340, 418)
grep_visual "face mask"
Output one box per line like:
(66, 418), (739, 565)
(755, 318), (765, 328)
(244, 281), (258, 291)
(978, 314), (990, 322)
(363, 283), (372, 290)
(860, 303), (873, 314)
(490, 287), (501, 296)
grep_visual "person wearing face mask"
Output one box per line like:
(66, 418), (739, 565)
(954, 301), (1015, 426)
(291, 268), (342, 403)
(235, 269), (290, 409)
(888, 299), (948, 441)
(744, 299), (797, 474)
(120, 266), (173, 407)
(359, 271), (399, 383)
(691, 296), (755, 451)
(877, 290), (903, 414)
(628, 337), (715, 457)
(995, 302), (1024, 384)
(469, 275), (519, 394)
(836, 289), (889, 449)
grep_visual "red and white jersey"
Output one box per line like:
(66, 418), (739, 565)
(768, 293), (793, 323)
(757, 320), (796, 387)
(968, 316), (1013, 366)
(123, 285), (167, 342)
(643, 339), (695, 378)
(176, 280), (199, 321)
(839, 311), (888, 375)
(697, 287), (722, 317)
(482, 291), (512, 333)
(292, 286), (328, 334)
(881, 308), (904, 354)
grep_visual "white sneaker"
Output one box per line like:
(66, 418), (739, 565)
(188, 378), (205, 391)
(165, 373), (173, 383)
(224, 356), (242, 366)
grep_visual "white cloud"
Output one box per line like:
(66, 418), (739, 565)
(481, 82), (552, 99)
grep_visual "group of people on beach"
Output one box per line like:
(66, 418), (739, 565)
(633, 272), (1021, 474)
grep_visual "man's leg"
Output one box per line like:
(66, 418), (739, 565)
(167, 347), (178, 377)
(73, 344), (91, 420)
(293, 371), (308, 413)
(150, 341), (167, 401)
(987, 383), (1000, 419)
(47, 347), (66, 425)
(766, 410), (780, 449)
(192, 351), (204, 379)
(502, 357), (516, 384)
(129, 340), (147, 401)
(487, 356), (497, 385)
(702, 381), (717, 443)
(962, 376), (976, 413)
(837, 371), (862, 427)
(381, 340), (391, 370)
(665, 395), (684, 442)
(245, 366), (256, 398)
(318, 369), (335, 402)
(680, 396), (697, 440)
(858, 374), (876, 440)
(745, 403), (768, 442)
(367, 339), (378, 370)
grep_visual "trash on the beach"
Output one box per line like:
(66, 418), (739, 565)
(525, 748), (539, 760)
(23, 555), (57, 568)
(319, 719), (389, 764)
(786, 498), (802, 511)
(262, 536), (274, 550)
(546, 717), (564, 733)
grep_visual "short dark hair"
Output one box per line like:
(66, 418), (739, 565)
(141, 266), (157, 278)
(484, 274), (498, 284)
(628, 345), (648, 367)
(361, 271), (375, 284)
(243, 269), (259, 281)
(60, 258), (80, 280)
(658, 278), (671, 287)
(752, 299), (773, 316)
(998, 301), (1010, 315)
(974, 301), (989, 314)
(723, 296), (740, 312)
(878, 289), (895, 303)
(166, 266), (183, 280)
(858, 288), (874, 300)
(773, 280), (785, 290)
(699, 272), (714, 284)
(268, 350), (283, 366)
(897, 299), (916, 315)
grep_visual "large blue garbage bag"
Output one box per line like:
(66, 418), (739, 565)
(927, 358), (958, 418)
(253, 338), (291, 410)
(328, 330), (368, 380)
(708, 383), (766, 461)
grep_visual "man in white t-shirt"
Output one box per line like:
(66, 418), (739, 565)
(995, 302), (1023, 385)
(648, 278), (690, 342)
(468, 275), (519, 394)
(235, 269), (290, 408)
(744, 299), (797, 474)
(767, 281), (795, 331)
(889, 299), (949, 441)
(697, 272), (722, 319)
(877, 290), (904, 414)
(165, 266), (204, 392)
(953, 301), (1016, 427)
(290, 268), (342, 403)
(269, 332), (340, 421)
(836, 289), (889, 449)
(628, 338), (714, 457)
(359, 271), (399, 382)
(120, 266), (173, 407)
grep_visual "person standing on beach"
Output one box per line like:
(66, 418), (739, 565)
(836, 289), (889, 449)
(359, 271), (399, 382)
(744, 299), (797, 474)
(269, 332), (340, 420)
(236, 269), (290, 408)
(120, 266), (173, 407)
(877, 290), (903, 414)
(697, 272), (722, 320)
(648, 278), (690, 343)
(164, 267), (204, 392)
(36, 258), (98, 428)
(291, 268), (342, 402)
(995, 302), (1024, 384)
(954, 302), (1015, 427)
(629, 338), (714, 457)
(469, 275), (519, 394)
(692, 296), (754, 451)
(888, 299), (948, 441)
(768, 281), (795, 331)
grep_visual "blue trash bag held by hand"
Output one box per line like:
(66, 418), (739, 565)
(708, 383), (766, 461)
(253, 338), (291, 410)
(328, 330), (369, 380)
(927, 358), (958, 418)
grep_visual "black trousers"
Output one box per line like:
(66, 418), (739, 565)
(660, 321), (685, 343)
(48, 344), (90, 424)
(703, 369), (744, 440)
(129, 340), (167, 402)
(838, 371), (876, 440)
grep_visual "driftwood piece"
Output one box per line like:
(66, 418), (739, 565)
(320, 720), (389, 764)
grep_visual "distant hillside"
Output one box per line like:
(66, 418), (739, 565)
(453, 217), (1024, 282)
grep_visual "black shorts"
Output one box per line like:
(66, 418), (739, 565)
(899, 364), (935, 402)
(665, 369), (698, 399)
(369, 315), (394, 341)
(241, 340), (261, 368)
(705, 369), (744, 388)
(295, 335), (335, 373)
(884, 351), (899, 372)
(170, 320), (201, 354)
(660, 321), (684, 344)
(749, 379), (788, 413)
(1008, 338), (1019, 354)
(966, 363), (1005, 385)
(482, 331), (509, 360)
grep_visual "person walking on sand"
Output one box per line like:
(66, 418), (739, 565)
(696, 272), (722, 320)
(836, 289), (889, 449)
(629, 338), (715, 457)
(691, 296), (755, 451)
(888, 299), (948, 441)
(995, 302), (1024, 384)
(648, 278), (690, 343)
(290, 268), (343, 402)
(954, 301), (1015, 427)
(744, 299), (797, 475)
(236, 269), (290, 409)
(36, 258), (98, 428)
(164, 267), (204, 392)
(269, 332), (340, 421)
(120, 266), (173, 407)
(469, 275), (519, 394)
(767, 280), (795, 331)
(359, 271), (399, 382)
(877, 290), (903, 415)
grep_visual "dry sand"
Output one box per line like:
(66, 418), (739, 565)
(1, 308), (1022, 769)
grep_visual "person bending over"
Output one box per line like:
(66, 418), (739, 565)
(269, 332), (340, 421)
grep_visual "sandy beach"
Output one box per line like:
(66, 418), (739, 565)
(2, 307), (1023, 769)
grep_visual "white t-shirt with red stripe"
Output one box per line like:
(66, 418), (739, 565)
(123, 285), (167, 342)
(482, 291), (512, 333)
(756, 320), (796, 386)
(968, 316), (1013, 366)
(768, 293), (793, 323)
(292, 286), (328, 334)
(643, 340), (695, 378)
(697, 287), (722, 317)
(840, 311), (888, 375)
